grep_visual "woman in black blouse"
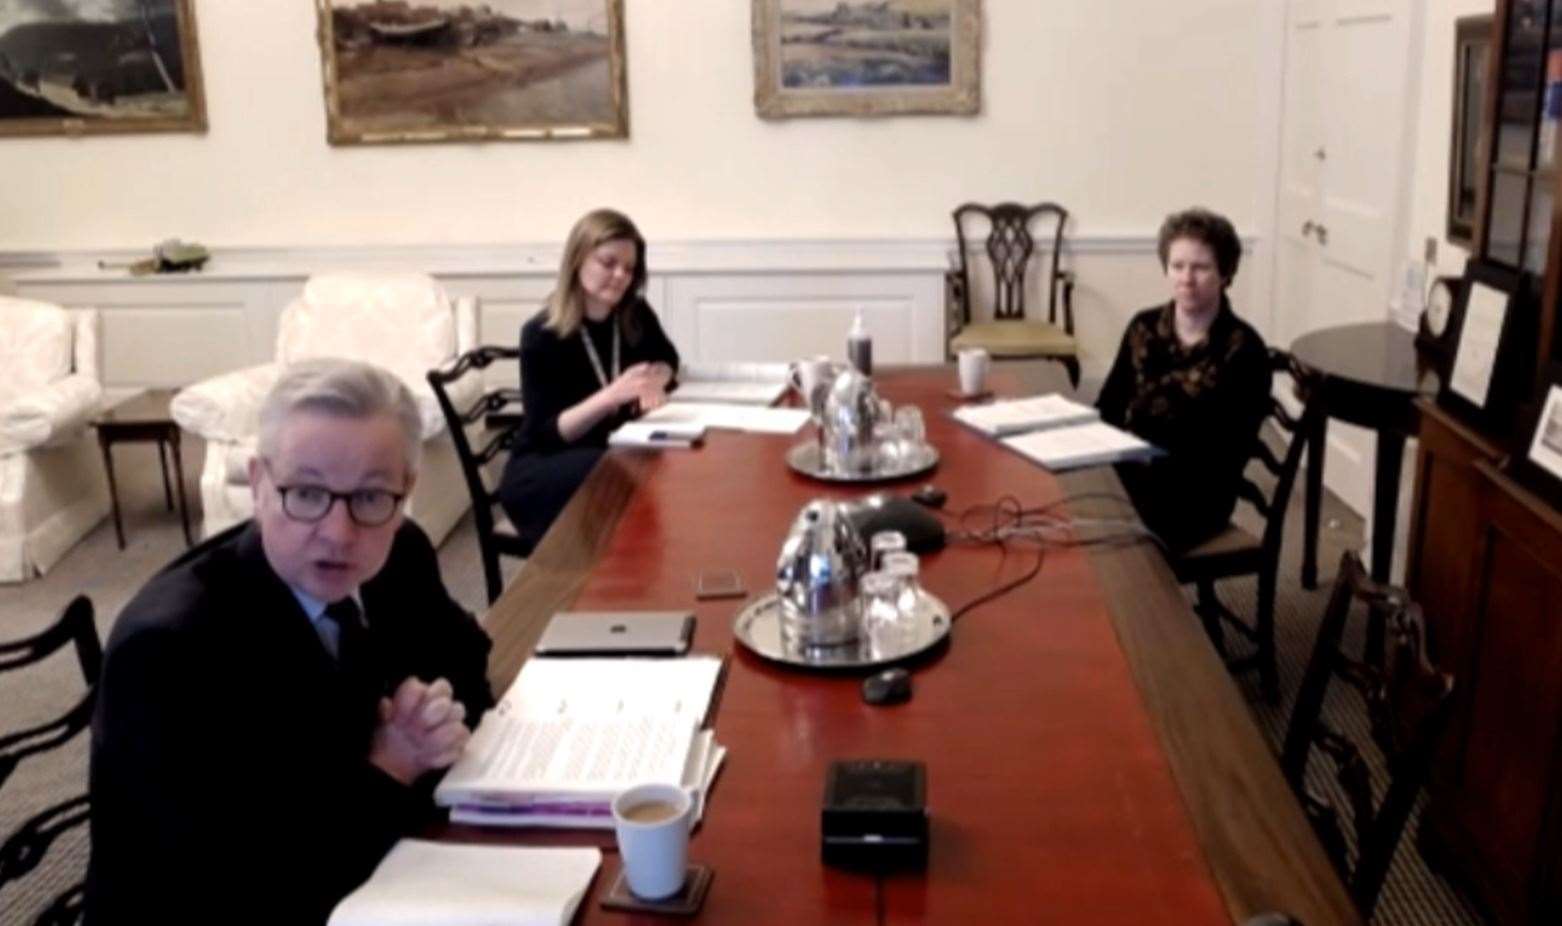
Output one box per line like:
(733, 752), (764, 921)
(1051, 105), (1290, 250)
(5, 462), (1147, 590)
(1096, 208), (1271, 553)
(498, 209), (680, 551)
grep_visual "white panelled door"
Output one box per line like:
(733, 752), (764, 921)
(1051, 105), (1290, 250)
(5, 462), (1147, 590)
(1275, 0), (1416, 515)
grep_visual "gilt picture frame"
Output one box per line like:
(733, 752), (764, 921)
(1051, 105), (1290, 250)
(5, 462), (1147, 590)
(752, 0), (980, 119)
(315, 0), (627, 145)
(0, 0), (206, 137)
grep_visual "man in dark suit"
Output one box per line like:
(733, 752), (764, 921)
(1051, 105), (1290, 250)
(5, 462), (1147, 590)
(86, 358), (496, 925)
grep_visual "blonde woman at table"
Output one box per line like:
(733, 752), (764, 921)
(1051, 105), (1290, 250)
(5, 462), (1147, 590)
(1095, 207), (1271, 553)
(498, 209), (680, 552)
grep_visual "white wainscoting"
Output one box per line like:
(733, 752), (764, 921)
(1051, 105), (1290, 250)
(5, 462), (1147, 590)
(5, 236), (1178, 397)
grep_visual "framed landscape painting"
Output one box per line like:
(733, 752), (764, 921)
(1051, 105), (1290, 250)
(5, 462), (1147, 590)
(0, 0), (206, 137)
(752, 0), (980, 118)
(316, 0), (627, 145)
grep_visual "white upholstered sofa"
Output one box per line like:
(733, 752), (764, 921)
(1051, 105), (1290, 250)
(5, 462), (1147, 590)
(171, 273), (480, 546)
(0, 298), (110, 583)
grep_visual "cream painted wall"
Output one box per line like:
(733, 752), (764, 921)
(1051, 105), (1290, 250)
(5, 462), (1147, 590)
(0, 1), (1276, 250)
(1401, 0), (1493, 285)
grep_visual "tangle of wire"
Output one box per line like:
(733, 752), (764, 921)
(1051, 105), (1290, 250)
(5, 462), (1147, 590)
(931, 491), (1166, 622)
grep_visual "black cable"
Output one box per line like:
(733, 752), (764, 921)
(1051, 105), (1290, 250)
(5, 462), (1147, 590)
(948, 543), (1045, 622)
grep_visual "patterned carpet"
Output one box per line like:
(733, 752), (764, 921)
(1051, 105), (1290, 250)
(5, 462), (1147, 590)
(0, 428), (1485, 925)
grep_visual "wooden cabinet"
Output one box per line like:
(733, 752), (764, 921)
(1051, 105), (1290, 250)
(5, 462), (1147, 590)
(1408, 402), (1562, 924)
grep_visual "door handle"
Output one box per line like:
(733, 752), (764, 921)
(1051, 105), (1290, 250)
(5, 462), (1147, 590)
(1314, 146), (1327, 161)
(1301, 220), (1315, 237)
(1315, 224), (1329, 245)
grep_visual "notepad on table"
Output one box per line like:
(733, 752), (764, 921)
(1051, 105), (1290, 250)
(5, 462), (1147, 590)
(328, 840), (600, 926)
(1000, 421), (1160, 471)
(640, 401), (810, 435)
(673, 361), (791, 406)
(950, 393), (1100, 437)
(435, 657), (727, 830)
(608, 420), (706, 448)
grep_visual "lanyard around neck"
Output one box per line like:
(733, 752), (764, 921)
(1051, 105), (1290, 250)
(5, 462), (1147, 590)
(581, 320), (620, 389)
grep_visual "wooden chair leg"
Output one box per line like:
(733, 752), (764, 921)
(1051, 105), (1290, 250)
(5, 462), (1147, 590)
(1196, 579), (1227, 657)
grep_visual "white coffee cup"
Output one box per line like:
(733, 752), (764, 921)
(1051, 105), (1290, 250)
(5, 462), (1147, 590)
(612, 782), (693, 900)
(788, 355), (840, 407)
(957, 348), (991, 396)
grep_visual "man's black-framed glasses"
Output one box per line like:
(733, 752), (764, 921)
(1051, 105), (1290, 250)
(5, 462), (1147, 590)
(264, 463), (405, 527)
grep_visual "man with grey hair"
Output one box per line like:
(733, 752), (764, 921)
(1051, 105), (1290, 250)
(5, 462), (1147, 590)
(86, 358), (495, 925)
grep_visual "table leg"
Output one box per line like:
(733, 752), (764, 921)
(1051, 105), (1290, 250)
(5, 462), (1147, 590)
(99, 435), (126, 551)
(1301, 411), (1328, 590)
(169, 428), (193, 547)
(156, 438), (175, 511)
(1365, 430), (1408, 665)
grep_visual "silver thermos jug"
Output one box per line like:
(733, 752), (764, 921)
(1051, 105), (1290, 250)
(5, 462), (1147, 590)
(774, 499), (868, 648)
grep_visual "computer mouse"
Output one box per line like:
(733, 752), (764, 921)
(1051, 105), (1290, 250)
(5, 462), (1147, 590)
(910, 484), (947, 509)
(861, 668), (913, 705)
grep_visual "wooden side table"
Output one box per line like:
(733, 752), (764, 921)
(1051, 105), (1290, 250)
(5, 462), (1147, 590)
(93, 388), (194, 549)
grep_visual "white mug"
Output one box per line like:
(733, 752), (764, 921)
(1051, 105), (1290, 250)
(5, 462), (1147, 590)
(612, 782), (693, 900)
(957, 348), (991, 396)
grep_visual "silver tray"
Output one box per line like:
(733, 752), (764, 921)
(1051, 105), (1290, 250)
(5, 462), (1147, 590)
(733, 590), (951, 670)
(784, 440), (939, 484)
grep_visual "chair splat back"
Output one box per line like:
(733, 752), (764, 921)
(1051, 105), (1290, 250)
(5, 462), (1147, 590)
(428, 346), (529, 605)
(1281, 552), (1455, 916)
(953, 202), (1068, 324)
(0, 595), (100, 921)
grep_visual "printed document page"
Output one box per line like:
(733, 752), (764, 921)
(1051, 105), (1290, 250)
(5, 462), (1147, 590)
(329, 841), (600, 926)
(642, 401), (810, 435)
(1001, 421), (1157, 471)
(952, 394), (1100, 436)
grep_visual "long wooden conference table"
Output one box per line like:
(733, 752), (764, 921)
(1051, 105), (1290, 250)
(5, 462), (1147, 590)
(449, 367), (1359, 925)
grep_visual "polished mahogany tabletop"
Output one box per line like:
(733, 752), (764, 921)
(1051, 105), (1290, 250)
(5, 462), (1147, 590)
(452, 367), (1359, 926)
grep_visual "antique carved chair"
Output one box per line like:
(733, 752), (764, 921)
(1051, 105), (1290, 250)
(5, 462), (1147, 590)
(1280, 551), (1455, 916)
(946, 202), (1078, 387)
(0, 595), (101, 924)
(427, 345), (528, 604)
(171, 272), (480, 546)
(0, 298), (109, 583)
(1171, 350), (1317, 701)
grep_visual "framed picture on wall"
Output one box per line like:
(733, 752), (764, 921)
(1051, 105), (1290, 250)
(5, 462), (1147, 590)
(751, 0), (980, 118)
(315, 0), (628, 145)
(0, 0), (206, 137)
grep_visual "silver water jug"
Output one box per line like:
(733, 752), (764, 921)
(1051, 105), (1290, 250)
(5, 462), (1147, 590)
(821, 368), (888, 475)
(775, 499), (868, 647)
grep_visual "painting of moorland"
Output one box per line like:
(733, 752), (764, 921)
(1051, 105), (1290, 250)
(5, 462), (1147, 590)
(318, 0), (626, 144)
(753, 0), (978, 118)
(0, 0), (205, 136)
(779, 0), (953, 89)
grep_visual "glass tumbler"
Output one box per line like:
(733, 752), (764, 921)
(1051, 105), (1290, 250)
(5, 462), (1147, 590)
(871, 530), (908, 571)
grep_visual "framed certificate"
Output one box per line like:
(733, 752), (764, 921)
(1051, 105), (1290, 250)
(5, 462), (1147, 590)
(1439, 260), (1537, 431)
(1513, 364), (1562, 509)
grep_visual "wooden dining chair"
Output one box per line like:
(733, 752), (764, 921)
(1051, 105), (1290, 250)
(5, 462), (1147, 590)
(946, 202), (1079, 387)
(1280, 551), (1455, 917)
(1171, 349), (1318, 701)
(0, 595), (101, 925)
(427, 346), (529, 605)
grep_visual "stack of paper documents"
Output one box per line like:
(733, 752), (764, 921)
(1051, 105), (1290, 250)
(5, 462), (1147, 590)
(329, 841), (600, 926)
(639, 401), (810, 435)
(1000, 421), (1160, 471)
(951, 393), (1100, 437)
(436, 657), (726, 829)
(673, 361), (791, 406)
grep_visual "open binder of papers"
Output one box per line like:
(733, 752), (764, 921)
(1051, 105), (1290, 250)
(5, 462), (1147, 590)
(950, 393), (1100, 437)
(435, 657), (726, 829)
(639, 401), (810, 435)
(328, 840), (600, 926)
(1000, 421), (1161, 471)
(673, 361), (791, 406)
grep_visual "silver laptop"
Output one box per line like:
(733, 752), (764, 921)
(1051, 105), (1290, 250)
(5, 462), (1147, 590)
(533, 611), (695, 657)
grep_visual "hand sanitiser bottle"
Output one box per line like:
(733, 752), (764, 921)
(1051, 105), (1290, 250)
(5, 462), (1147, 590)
(847, 310), (872, 376)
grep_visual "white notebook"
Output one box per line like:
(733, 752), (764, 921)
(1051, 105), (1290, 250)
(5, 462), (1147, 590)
(640, 402), (810, 435)
(951, 394), (1100, 437)
(608, 420), (705, 448)
(1000, 421), (1160, 471)
(328, 841), (600, 926)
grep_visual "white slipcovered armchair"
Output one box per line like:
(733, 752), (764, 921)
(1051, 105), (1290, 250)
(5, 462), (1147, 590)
(0, 298), (110, 583)
(171, 273), (480, 546)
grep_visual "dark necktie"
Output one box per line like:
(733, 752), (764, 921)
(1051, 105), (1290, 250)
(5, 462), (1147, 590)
(322, 597), (368, 674)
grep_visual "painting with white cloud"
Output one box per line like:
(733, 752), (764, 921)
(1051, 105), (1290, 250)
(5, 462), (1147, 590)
(317, 0), (627, 144)
(0, 0), (205, 135)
